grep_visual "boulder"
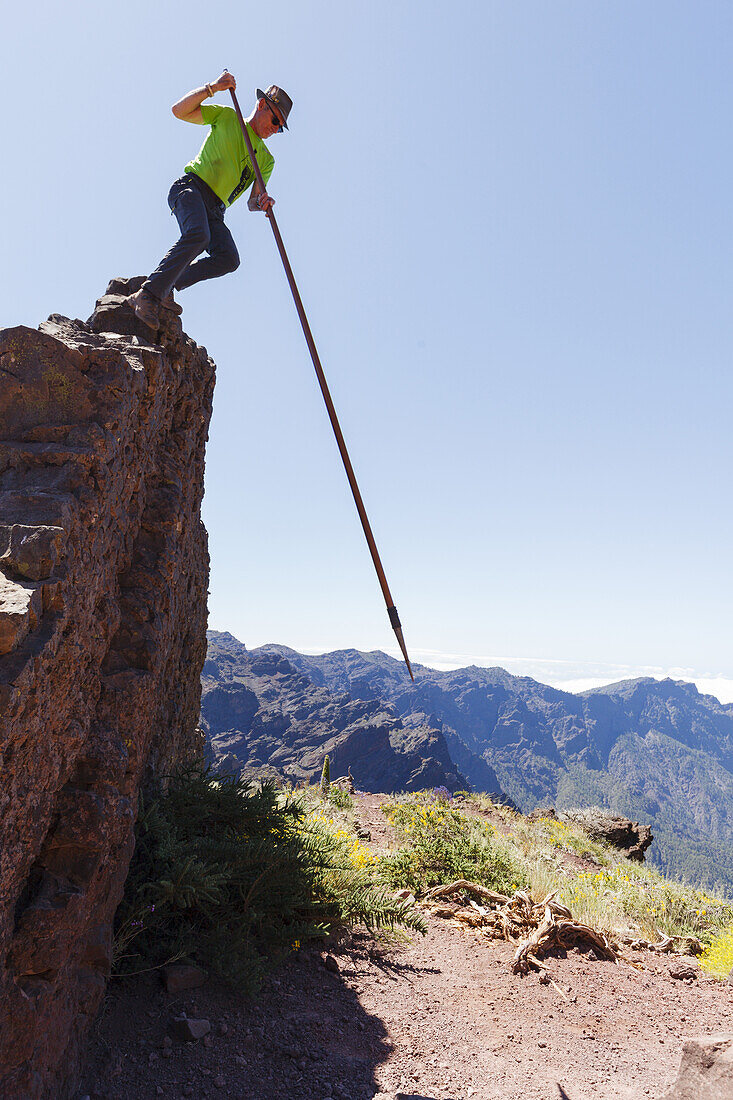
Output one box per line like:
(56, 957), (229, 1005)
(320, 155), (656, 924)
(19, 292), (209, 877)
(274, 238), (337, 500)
(669, 962), (698, 981)
(661, 1034), (733, 1099)
(559, 808), (653, 861)
(162, 964), (208, 994)
(527, 806), (558, 822)
(323, 955), (340, 974)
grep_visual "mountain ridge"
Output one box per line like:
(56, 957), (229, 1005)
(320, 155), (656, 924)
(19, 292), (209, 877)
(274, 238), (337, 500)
(201, 634), (507, 796)
(211, 636), (733, 894)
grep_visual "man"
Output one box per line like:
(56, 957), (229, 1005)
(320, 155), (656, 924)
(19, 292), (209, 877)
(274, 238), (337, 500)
(130, 71), (292, 327)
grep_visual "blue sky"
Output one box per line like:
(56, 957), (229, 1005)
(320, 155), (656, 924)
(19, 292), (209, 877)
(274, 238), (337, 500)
(5, 1), (733, 700)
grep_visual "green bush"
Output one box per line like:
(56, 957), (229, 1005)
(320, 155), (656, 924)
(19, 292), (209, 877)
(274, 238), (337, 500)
(114, 765), (425, 992)
(379, 797), (527, 897)
(326, 785), (353, 810)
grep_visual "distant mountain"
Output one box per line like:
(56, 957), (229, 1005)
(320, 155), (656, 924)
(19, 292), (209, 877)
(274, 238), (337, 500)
(200, 632), (495, 795)
(256, 644), (733, 894)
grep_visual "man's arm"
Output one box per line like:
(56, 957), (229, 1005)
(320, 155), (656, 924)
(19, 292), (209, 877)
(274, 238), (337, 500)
(172, 70), (236, 124)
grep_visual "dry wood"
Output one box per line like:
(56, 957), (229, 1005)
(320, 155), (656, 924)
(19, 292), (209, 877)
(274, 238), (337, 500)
(512, 906), (616, 975)
(329, 775), (354, 790)
(420, 880), (617, 976)
(628, 934), (702, 956)
(429, 904), (461, 920)
(423, 880), (510, 906)
(629, 935), (674, 953)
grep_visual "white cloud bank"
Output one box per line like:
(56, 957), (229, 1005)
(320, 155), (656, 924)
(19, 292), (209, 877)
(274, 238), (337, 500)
(295, 641), (733, 707)
(384, 648), (733, 706)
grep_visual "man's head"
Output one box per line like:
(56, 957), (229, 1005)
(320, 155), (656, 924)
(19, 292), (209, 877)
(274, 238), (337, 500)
(251, 85), (292, 138)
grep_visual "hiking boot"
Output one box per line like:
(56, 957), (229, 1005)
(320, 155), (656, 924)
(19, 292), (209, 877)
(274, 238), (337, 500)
(129, 288), (160, 328)
(161, 292), (183, 316)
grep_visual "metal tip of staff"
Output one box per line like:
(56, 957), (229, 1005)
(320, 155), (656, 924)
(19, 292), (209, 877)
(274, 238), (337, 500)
(386, 606), (414, 681)
(392, 625), (415, 682)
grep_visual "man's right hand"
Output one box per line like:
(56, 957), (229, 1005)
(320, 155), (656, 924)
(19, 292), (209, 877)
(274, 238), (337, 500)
(172, 72), (236, 123)
(215, 71), (236, 93)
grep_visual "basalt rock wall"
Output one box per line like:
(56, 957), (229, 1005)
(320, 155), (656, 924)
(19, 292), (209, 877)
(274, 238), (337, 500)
(0, 278), (215, 1098)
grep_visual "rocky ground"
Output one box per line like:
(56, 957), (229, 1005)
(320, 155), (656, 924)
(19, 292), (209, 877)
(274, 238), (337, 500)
(78, 795), (733, 1100)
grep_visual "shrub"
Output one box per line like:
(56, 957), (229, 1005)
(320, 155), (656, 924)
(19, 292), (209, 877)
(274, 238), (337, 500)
(379, 797), (527, 897)
(535, 816), (612, 865)
(326, 785), (353, 810)
(114, 765), (425, 992)
(550, 865), (733, 941)
(700, 925), (733, 979)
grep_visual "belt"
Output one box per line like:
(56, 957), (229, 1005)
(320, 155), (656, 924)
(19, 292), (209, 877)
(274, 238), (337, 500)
(179, 171), (225, 211)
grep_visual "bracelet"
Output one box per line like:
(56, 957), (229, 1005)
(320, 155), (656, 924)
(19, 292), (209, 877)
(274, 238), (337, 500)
(205, 83), (214, 98)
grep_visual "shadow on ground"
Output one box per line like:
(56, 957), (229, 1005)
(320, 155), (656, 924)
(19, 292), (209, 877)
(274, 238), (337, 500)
(395, 1094), (459, 1099)
(79, 940), (396, 1100)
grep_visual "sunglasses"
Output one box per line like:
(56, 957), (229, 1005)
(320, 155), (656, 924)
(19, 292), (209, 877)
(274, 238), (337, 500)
(269, 109), (283, 133)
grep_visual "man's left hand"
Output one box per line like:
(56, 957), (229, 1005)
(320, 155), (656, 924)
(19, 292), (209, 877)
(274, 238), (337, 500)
(257, 191), (275, 212)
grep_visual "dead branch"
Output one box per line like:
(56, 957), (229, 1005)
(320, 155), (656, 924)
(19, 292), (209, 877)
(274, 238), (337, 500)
(628, 933), (702, 956)
(629, 934), (674, 952)
(419, 879), (617, 976)
(423, 880), (510, 906)
(512, 905), (616, 974)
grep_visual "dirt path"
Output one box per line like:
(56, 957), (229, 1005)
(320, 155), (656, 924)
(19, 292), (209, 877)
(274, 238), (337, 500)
(79, 793), (733, 1100)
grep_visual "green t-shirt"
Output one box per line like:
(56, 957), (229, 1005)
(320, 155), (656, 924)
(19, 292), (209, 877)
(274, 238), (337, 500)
(184, 103), (274, 208)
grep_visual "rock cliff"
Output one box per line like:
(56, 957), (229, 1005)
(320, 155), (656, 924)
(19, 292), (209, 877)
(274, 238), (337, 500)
(0, 278), (214, 1098)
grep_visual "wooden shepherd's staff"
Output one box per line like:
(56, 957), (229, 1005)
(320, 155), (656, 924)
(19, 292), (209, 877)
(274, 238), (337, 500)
(227, 81), (414, 681)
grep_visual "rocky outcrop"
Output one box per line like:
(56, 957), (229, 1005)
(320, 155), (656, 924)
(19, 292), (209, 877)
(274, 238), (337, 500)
(0, 278), (214, 1098)
(661, 1034), (733, 1099)
(559, 808), (653, 862)
(202, 632), (469, 792)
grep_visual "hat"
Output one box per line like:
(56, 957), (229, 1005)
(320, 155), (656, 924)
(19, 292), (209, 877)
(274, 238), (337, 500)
(256, 85), (292, 129)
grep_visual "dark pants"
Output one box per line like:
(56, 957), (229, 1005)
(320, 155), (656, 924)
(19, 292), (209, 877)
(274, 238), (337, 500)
(143, 173), (240, 302)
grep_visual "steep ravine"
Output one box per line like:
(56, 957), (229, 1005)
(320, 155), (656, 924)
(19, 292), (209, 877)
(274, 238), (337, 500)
(201, 632), (473, 794)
